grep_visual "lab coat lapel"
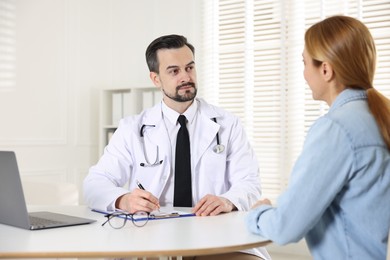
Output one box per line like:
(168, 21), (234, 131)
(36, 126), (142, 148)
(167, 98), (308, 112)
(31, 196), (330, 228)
(141, 104), (170, 158)
(192, 101), (221, 168)
(139, 103), (171, 199)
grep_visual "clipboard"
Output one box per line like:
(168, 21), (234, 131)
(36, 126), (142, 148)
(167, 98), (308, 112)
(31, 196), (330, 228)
(92, 209), (195, 222)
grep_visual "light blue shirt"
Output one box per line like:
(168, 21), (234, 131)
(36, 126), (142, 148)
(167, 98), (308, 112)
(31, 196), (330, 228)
(247, 89), (390, 259)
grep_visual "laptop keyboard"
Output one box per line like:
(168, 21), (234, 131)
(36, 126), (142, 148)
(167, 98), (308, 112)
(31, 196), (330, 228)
(29, 216), (65, 226)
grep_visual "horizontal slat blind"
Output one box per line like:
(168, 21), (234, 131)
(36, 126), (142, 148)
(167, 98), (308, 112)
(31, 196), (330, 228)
(362, 0), (390, 97)
(252, 1), (286, 200)
(0, 0), (16, 91)
(200, 0), (390, 202)
(218, 0), (246, 120)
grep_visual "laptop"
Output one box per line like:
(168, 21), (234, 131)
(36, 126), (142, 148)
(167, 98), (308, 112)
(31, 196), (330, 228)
(0, 151), (96, 230)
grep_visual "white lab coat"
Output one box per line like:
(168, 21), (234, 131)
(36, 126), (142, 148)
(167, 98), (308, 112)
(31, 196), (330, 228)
(84, 98), (262, 211)
(83, 98), (270, 259)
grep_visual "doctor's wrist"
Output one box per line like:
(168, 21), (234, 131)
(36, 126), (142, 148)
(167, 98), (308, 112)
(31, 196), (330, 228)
(220, 197), (237, 212)
(115, 193), (130, 211)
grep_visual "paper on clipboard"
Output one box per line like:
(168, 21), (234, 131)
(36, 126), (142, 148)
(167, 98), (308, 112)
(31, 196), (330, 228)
(149, 210), (195, 220)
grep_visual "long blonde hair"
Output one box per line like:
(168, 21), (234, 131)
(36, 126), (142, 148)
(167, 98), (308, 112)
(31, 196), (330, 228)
(305, 15), (390, 151)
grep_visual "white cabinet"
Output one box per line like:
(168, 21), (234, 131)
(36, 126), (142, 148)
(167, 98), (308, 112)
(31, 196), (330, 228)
(99, 87), (162, 155)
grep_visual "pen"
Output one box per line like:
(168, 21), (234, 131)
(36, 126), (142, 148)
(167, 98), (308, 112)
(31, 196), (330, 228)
(136, 180), (145, 190)
(136, 180), (160, 212)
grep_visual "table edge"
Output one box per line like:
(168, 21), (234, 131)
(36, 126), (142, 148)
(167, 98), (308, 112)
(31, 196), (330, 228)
(0, 240), (271, 258)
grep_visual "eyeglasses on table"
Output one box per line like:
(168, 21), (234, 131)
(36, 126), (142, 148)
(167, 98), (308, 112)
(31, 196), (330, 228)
(102, 211), (150, 228)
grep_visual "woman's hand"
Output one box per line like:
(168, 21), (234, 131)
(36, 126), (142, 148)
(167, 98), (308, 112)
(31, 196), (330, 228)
(251, 198), (272, 209)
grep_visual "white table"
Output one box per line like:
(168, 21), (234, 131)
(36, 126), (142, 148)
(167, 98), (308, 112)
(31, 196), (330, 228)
(0, 205), (270, 258)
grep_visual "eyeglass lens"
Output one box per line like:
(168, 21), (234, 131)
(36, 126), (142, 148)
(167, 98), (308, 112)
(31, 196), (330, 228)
(105, 212), (149, 229)
(132, 211), (149, 227)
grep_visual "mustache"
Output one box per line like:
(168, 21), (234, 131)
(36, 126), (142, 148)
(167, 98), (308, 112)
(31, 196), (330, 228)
(176, 82), (195, 90)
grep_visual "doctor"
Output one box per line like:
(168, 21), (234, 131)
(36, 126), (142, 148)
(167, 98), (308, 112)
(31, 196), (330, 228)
(84, 34), (269, 259)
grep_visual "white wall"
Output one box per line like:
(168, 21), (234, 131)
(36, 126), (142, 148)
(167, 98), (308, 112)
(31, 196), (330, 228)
(0, 0), (202, 198)
(0, 2), (313, 258)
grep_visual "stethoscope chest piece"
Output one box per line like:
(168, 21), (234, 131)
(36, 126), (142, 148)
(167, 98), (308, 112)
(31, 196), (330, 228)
(211, 117), (225, 154)
(213, 144), (225, 154)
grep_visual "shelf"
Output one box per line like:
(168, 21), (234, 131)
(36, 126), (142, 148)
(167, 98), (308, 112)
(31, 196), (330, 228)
(98, 87), (162, 155)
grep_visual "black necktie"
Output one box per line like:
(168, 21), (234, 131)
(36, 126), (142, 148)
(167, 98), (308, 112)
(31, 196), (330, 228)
(174, 115), (192, 207)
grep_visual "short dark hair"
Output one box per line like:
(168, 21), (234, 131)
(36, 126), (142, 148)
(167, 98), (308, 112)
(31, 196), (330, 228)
(145, 34), (195, 73)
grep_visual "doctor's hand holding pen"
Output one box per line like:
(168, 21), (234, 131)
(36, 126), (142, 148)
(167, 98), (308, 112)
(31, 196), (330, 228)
(115, 184), (160, 214)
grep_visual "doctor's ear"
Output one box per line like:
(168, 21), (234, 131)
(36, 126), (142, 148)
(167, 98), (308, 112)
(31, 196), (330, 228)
(150, 72), (162, 87)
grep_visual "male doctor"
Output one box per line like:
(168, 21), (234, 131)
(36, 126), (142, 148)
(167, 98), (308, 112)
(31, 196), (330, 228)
(84, 35), (269, 260)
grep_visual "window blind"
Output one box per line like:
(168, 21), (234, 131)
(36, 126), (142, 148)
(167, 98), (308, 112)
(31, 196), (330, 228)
(0, 0), (16, 91)
(200, 0), (390, 202)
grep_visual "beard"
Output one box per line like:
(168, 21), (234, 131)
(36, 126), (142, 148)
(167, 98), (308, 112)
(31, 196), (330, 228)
(162, 82), (197, 102)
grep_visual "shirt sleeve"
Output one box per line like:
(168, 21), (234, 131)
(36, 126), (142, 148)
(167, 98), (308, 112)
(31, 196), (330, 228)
(246, 116), (355, 245)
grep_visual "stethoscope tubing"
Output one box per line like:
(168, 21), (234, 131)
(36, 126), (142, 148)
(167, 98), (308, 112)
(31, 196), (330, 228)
(139, 117), (225, 167)
(212, 118), (221, 146)
(139, 124), (163, 167)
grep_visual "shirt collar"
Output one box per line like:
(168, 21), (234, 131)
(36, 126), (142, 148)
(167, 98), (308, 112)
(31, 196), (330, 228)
(330, 88), (367, 112)
(161, 99), (198, 125)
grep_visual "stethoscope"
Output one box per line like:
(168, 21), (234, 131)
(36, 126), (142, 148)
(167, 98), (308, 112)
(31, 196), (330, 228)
(139, 118), (225, 167)
(139, 124), (163, 167)
(211, 118), (225, 154)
